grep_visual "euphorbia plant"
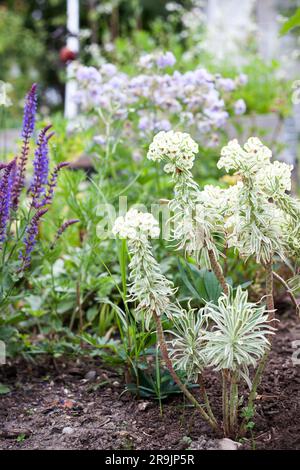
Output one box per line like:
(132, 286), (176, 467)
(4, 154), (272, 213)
(113, 131), (299, 438)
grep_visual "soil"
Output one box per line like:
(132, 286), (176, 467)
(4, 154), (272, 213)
(1, 314), (300, 450)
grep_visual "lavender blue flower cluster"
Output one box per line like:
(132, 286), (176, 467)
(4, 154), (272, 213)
(73, 54), (247, 147)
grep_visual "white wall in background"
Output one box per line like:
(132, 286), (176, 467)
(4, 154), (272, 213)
(205, 0), (256, 65)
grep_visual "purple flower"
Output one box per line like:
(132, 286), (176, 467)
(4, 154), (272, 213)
(41, 162), (69, 207)
(207, 109), (229, 128)
(0, 159), (16, 248)
(101, 63), (117, 77)
(138, 116), (150, 131)
(93, 135), (106, 146)
(155, 119), (171, 132)
(156, 52), (176, 69)
(234, 99), (246, 115)
(76, 66), (101, 83)
(21, 83), (38, 139)
(197, 120), (212, 134)
(20, 208), (48, 268)
(30, 125), (54, 208)
(73, 59), (244, 145)
(50, 219), (79, 249)
(12, 84), (38, 208)
(139, 54), (154, 69)
(217, 78), (236, 92)
(236, 74), (248, 86)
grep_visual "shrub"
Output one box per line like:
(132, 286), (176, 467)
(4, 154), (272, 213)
(113, 130), (300, 438)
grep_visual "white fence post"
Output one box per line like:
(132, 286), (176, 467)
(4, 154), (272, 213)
(64, 0), (80, 119)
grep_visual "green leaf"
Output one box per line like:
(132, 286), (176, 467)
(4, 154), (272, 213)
(177, 260), (222, 303)
(177, 260), (201, 300)
(87, 306), (98, 322)
(280, 8), (300, 35)
(0, 383), (11, 394)
(26, 295), (42, 311)
(203, 270), (222, 303)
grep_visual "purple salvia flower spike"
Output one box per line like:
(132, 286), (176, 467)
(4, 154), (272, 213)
(46, 131), (55, 142)
(41, 162), (69, 207)
(21, 83), (38, 139)
(30, 125), (53, 208)
(0, 162), (8, 170)
(0, 159), (17, 248)
(19, 207), (48, 269)
(50, 219), (80, 249)
(12, 83), (38, 208)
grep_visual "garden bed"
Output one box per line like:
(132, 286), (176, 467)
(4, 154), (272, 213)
(1, 314), (299, 451)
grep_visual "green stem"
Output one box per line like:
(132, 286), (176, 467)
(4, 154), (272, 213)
(265, 262), (275, 324)
(153, 311), (220, 433)
(222, 370), (230, 436)
(197, 373), (217, 424)
(273, 271), (299, 315)
(118, 238), (127, 298)
(229, 371), (239, 437)
(208, 248), (229, 296)
(240, 261), (275, 436)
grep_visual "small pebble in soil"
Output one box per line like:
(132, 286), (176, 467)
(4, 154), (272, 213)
(84, 370), (97, 381)
(218, 438), (242, 450)
(189, 436), (219, 450)
(62, 427), (74, 435)
(137, 401), (150, 411)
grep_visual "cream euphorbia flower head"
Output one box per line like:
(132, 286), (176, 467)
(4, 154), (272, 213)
(147, 130), (199, 173)
(112, 208), (160, 240)
(256, 161), (293, 197)
(217, 137), (272, 174)
(113, 209), (180, 329)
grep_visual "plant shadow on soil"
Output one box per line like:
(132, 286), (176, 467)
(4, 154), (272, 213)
(0, 313), (300, 450)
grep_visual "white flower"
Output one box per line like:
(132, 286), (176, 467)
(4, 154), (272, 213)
(226, 195), (286, 264)
(116, 210), (181, 329)
(112, 209), (160, 240)
(147, 131), (199, 173)
(0, 81), (13, 108)
(198, 184), (228, 214)
(256, 161), (293, 197)
(217, 137), (272, 174)
(215, 137), (296, 263)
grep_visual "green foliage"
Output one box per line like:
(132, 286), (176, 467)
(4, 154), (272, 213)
(177, 260), (222, 305)
(280, 8), (300, 35)
(0, 7), (44, 109)
(0, 383), (11, 394)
